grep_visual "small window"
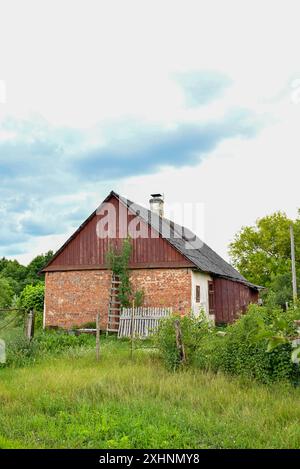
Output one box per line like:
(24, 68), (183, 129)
(195, 285), (201, 303)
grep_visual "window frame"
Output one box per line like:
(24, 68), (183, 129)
(195, 285), (201, 303)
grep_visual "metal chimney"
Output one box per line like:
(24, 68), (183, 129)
(149, 193), (164, 217)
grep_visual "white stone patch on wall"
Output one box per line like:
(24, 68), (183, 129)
(191, 270), (212, 318)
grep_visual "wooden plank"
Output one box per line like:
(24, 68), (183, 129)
(118, 306), (172, 338)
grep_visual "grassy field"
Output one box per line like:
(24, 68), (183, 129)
(1, 337), (300, 449)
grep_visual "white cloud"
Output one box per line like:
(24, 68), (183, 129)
(0, 0), (300, 263)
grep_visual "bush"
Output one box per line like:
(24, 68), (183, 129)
(18, 283), (45, 313)
(35, 330), (95, 355)
(3, 329), (95, 368)
(155, 312), (213, 370)
(195, 304), (300, 384)
(5, 335), (39, 367)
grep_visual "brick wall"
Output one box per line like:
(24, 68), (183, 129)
(44, 268), (192, 329)
(130, 268), (192, 315)
(44, 270), (111, 329)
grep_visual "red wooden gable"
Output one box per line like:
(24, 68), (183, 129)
(43, 193), (193, 271)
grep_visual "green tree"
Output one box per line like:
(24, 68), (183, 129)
(0, 277), (14, 308)
(0, 258), (27, 295)
(25, 251), (53, 285)
(0, 251), (53, 295)
(18, 283), (45, 313)
(229, 211), (300, 305)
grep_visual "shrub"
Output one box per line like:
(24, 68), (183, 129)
(35, 330), (95, 355)
(4, 335), (39, 367)
(18, 282), (45, 313)
(3, 330), (95, 368)
(155, 312), (213, 370)
(195, 304), (300, 384)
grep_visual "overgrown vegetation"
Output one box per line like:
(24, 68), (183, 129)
(1, 306), (300, 448)
(155, 312), (212, 370)
(1, 325), (95, 368)
(156, 304), (300, 384)
(1, 339), (300, 449)
(106, 238), (144, 307)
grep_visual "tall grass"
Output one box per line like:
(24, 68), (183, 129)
(1, 339), (300, 449)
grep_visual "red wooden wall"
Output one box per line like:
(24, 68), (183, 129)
(45, 194), (193, 271)
(213, 277), (259, 324)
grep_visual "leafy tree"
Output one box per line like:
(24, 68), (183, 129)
(0, 277), (14, 308)
(0, 251), (53, 296)
(0, 259), (27, 295)
(25, 251), (53, 285)
(229, 211), (300, 305)
(18, 283), (45, 313)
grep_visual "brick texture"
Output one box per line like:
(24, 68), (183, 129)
(130, 268), (191, 315)
(44, 270), (111, 329)
(44, 268), (192, 329)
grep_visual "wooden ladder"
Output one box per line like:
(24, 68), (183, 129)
(106, 274), (122, 333)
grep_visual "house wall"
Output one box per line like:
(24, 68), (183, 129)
(130, 268), (192, 315)
(46, 194), (193, 271)
(213, 277), (259, 324)
(44, 270), (111, 329)
(191, 270), (213, 318)
(44, 267), (192, 329)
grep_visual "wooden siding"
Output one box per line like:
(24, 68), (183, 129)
(213, 277), (259, 324)
(45, 194), (193, 271)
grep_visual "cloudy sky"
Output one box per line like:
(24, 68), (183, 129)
(0, 0), (299, 265)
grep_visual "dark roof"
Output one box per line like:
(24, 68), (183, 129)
(42, 190), (260, 290)
(117, 192), (260, 290)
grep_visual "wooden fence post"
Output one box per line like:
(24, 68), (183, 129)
(174, 319), (186, 364)
(130, 300), (135, 359)
(96, 313), (100, 361)
(26, 309), (35, 341)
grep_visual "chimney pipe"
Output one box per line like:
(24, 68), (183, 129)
(149, 193), (164, 217)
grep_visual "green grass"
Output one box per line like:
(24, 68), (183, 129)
(1, 338), (300, 449)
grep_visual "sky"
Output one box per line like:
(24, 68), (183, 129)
(0, 0), (300, 265)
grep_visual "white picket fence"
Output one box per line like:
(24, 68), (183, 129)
(118, 307), (172, 338)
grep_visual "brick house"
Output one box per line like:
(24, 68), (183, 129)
(42, 191), (259, 329)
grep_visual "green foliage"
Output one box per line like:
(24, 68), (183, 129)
(4, 335), (39, 367)
(3, 340), (300, 448)
(25, 251), (53, 284)
(106, 238), (132, 307)
(3, 329), (95, 368)
(18, 282), (45, 313)
(133, 289), (145, 307)
(35, 330), (95, 355)
(106, 238), (144, 307)
(0, 277), (14, 308)
(0, 258), (27, 295)
(78, 321), (97, 329)
(0, 251), (53, 298)
(267, 272), (300, 309)
(195, 304), (300, 384)
(155, 312), (213, 370)
(229, 211), (300, 306)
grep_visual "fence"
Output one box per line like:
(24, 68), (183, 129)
(118, 307), (172, 338)
(0, 308), (34, 342)
(0, 309), (21, 331)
